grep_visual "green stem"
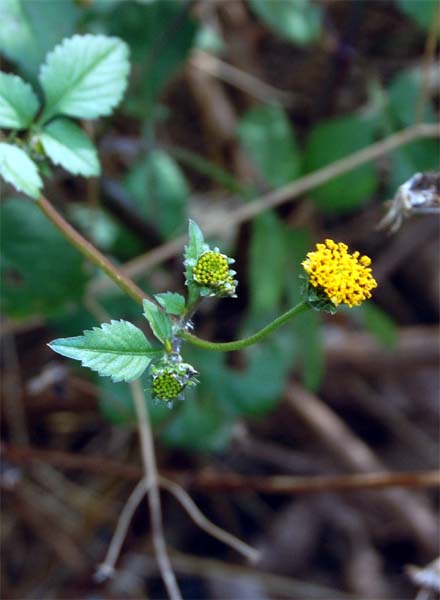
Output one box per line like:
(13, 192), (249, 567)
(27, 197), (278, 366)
(36, 195), (149, 307)
(180, 300), (310, 351)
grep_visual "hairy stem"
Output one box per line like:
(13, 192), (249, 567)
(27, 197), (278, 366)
(36, 195), (147, 306)
(130, 380), (182, 600)
(181, 300), (309, 351)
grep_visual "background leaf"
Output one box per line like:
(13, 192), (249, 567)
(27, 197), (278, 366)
(0, 143), (42, 199)
(249, 0), (322, 46)
(39, 34), (130, 121)
(0, 72), (39, 129)
(105, 0), (197, 118)
(304, 114), (378, 213)
(124, 149), (188, 239)
(394, 0), (439, 33)
(40, 118), (100, 177)
(248, 212), (288, 317)
(0, 0), (79, 80)
(238, 104), (301, 187)
(1, 197), (88, 318)
(49, 320), (158, 382)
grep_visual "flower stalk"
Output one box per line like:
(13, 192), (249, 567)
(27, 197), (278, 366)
(180, 300), (309, 352)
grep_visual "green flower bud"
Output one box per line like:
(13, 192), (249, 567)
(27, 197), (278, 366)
(193, 251), (229, 287)
(152, 371), (183, 401)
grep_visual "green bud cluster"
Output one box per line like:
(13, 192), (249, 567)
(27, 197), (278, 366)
(152, 371), (182, 401)
(150, 357), (199, 407)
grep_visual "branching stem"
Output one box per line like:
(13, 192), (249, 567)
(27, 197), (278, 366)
(36, 195), (148, 306)
(181, 300), (309, 351)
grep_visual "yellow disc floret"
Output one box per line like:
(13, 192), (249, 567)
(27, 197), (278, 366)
(152, 372), (183, 401)
(193, 251), (229, 287)
(302, 239), (377, 308)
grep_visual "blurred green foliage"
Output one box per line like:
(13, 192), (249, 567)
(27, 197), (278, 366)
(1, 0), (436, 451)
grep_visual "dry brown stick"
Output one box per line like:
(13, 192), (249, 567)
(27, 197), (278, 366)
(4, 444), (439, 494)
(88, 122), (440, 297)
(129, 380), (182, 600)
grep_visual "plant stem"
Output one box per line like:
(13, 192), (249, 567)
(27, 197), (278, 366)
(181, 300), (309, 351)
(36, 195), (147, 306)
(130, 380), (182, 600)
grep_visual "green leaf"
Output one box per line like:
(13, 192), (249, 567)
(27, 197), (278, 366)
(99, 379), (170, 426)
(0, 0), (79, 80)
(249, 0), (321, 46)
(49, 320), (158, 382)
(0, 143), (42, 198)
(394, 0), (439, 33)
(285, 228), (324, 390)
(155, 292), (186, 316)
(1, 197), (88, 318)
(249, 212), (288, 317)
(184, 219), (207, 305)
(358, 303), (398, 348)
(238, 104), (300, 187)
(142, 299), (173, 344)
(107, 0), (197, 117)
(40, 118), (100, 177)
(124, 150), (188, 239)
(161, 390), (232, 451)
(185, 219), (206, 263)
(387, 69), (437, 192)
(304, 114), (378, 213)
(0, 72), (39, 129)
(39, 34), (130, 122)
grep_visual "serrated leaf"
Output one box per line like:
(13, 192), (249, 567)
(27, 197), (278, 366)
(142, 299), (173, 344)
(49, 320), (158, 382)
(304, 114), (377, 213)
(155, 292), (186, 316)
(1, 197), (88, 318)
(0, 72), (39, 129)
(0, 143), (42, 198)
(249, 0), (322, 46)
(39, 34), (130, 122)
(40, 118), (100, 177)
(0, 0), (80, 80)
(238, 104), (301, 187)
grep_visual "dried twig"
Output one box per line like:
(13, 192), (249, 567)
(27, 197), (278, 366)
(159, 476), (260, 563)
(130, 380), (182, 600)
(4, 444), (439, 494)
(96, 478), (151, 582)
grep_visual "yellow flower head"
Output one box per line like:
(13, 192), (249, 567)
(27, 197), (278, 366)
(152, 371), (183, 401)
(302, 239), (377, 308)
